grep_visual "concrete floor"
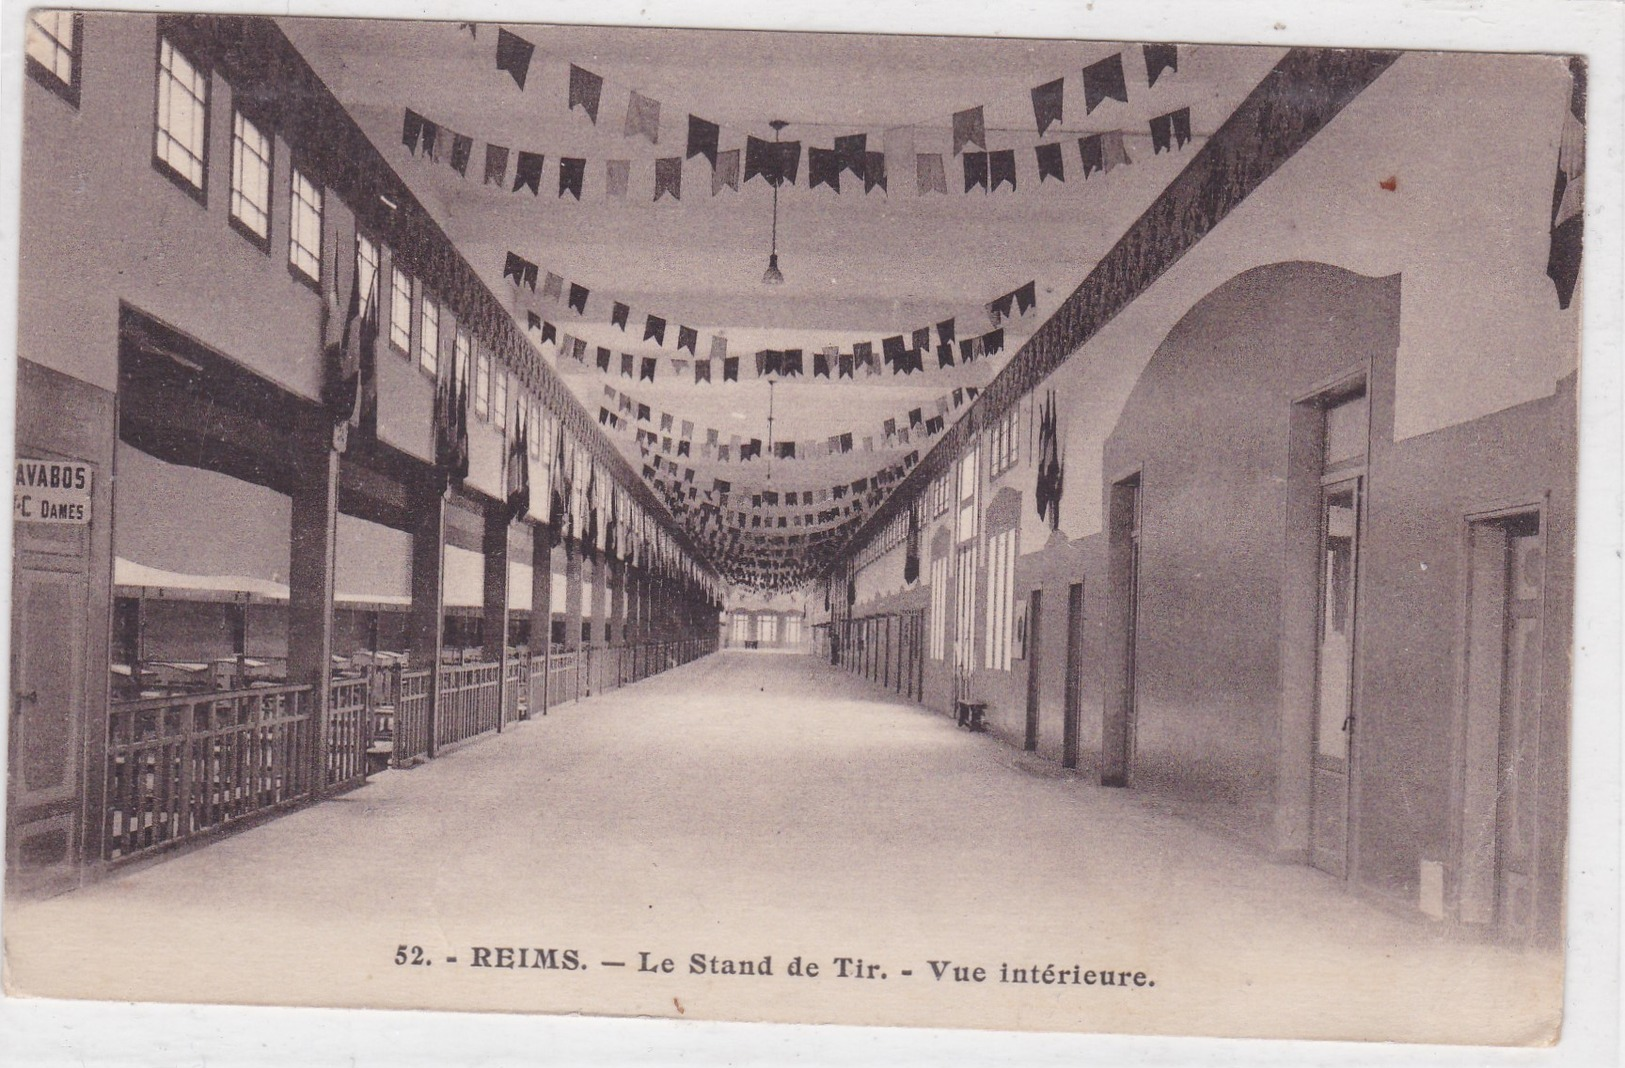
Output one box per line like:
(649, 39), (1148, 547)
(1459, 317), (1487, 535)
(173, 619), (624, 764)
(4, 650), (1561, 1043)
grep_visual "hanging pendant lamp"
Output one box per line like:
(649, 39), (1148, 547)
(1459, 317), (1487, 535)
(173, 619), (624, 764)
(762, 120), (788, 285)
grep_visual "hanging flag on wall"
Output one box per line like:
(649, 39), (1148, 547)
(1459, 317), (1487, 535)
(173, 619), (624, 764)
(1547, 57), (1586, 309)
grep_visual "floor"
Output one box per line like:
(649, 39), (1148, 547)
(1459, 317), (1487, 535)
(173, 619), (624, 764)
(4, 650), (1561, 1043)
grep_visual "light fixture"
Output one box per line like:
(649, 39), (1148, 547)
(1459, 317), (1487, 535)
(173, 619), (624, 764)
(762, 119), (788, 285)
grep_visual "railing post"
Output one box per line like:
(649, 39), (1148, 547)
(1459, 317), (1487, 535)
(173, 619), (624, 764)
(288, 425), (340, 796)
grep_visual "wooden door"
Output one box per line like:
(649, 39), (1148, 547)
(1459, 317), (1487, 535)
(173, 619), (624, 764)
(1023, 589), (1043, 751)
(1062, 582), (1085, 769)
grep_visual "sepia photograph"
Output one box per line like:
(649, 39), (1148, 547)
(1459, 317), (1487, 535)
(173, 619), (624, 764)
(1, 0), (1620, 1063)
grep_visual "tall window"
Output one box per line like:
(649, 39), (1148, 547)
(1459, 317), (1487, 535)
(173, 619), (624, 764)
(26, 11), (81, 105)
(472, 345), (489, 418)
(494, 368), (509, 431)
(418, 295), (440, 375)
(229, 109), (272, 244)
(989, 406), (1020, 476)
(288, 167), (322, 282)
(355, 235), (380, 307)
(389, 267), (413, 353)
(957, 446), (980, 543)
(985, 528), (1018, 670)
(154, 36), (208, 195)
(929, 555), (951, 659)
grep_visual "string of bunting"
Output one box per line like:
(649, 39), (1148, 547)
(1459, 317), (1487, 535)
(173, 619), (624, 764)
(503, 256), (1034, 380)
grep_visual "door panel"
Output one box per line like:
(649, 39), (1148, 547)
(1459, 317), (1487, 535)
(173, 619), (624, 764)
(1496, 524), (1543, 937)
(1310, 480), (1360, 878)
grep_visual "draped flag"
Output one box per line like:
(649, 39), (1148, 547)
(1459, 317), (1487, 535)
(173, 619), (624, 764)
(583, 465), (599, 558)
(496, 29), (534, 90)
(1035, 388), (1064, 529)
(568, 64), (603, 123)
(644, 315), (667, 345)
(449, 133), (473, 177)
(560, 157), (585, 198)
(322, 254), (379, 433)
(605, 159), (630, 197)
(964, 151), (989, 192)
(513, 150), (544, 194)
(435, 330), (469, 481)
(1547, 57), (1586, 309)
(1144, 43), (1178, 87)
(686, 115), (720, 166)
(506, 404), (530, 521)
(952, 106), (986, 155)
(917, 153), (947, 194)
(1083, 53), (1128, 113)
(809, 147), (841, 192)
(864, 152), (887, 194)
(483, 144), (508, 186)
(990, 149), (1017, 191)
(713, 148), (741, 194)
(1032, 77), (1064, 135)
(1036, 141), (1065, 182)
(654, 157), (682, 200)
(625, 90), (661, 143)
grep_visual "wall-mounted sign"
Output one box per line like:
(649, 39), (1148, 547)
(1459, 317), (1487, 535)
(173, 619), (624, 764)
(14, 459), (92, 524)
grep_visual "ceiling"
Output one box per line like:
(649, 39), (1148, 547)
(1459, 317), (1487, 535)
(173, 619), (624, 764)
(279, 16), (1283, 587)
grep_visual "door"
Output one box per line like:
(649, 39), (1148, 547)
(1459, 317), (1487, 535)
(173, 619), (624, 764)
(1104, 476), (1141, 786)
(953, 543), (977, 703)
(1062, 582), (1085, 769)
(1023, 589), (1043, 751)
(1310, 478), (1361, 878)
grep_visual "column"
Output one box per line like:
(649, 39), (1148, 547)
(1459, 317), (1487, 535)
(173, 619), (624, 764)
(287, 429), (340, 789)
(407, 478), (446, 757)
(563, 541), (583, 653)
(482, 500), (510, 731)
(608, 557), (626, 686)
(531, 525), (554, 714)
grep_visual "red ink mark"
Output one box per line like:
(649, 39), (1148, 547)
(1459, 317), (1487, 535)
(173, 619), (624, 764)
(1379, 176), (1398, 192)
(673, 996), (685, 1014)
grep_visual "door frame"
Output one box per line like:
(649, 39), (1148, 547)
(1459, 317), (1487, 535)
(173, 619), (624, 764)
(1309, 472), (1365, 880)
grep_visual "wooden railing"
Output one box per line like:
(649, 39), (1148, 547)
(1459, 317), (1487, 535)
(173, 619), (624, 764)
(391, 668), (432, 767)
(327, 676), (371, 789)
(105, 685), (314, 863)
(548, 650), (581, 705)
(435, 661), (502, 749)
(528, 657), (548, 717)
(504, 658), (528, 723)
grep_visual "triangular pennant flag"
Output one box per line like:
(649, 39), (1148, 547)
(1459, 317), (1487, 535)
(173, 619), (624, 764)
(686, 115), (720, 166)
(644, 315), (667, 345)
(1032, 77), (1064, 135)
(713, 148), (741, 194)
(834, 133), (867, 180)
(625, 91), (661, 143)
(917, 153), (947, 194)
(568, 64), (603, 124)
(559, 157), (585, 198)
(964, 151), (989, 192)
(989, 149), (1016, 192)
(513, 150), (544, 194)
(654, 157), (682, 201)
(568, 283), (588, 315)
(1015, 280), (1037, 315)
(1101, 129), (1131, 171)
(496, 29), (534, 90)
(864, 151), (887, 194)
(483, 144), (509, 186)
(952, 106), (986, 155)
(808, 147), (841, 192)
(677, 325), (698, 354)
(449, 133), (473, 176)
(605, 159), (630, 197)
(1083, 53), (1129, 113)
(1036, 141), (1065, 182)
(1144, 43), (1178, 88)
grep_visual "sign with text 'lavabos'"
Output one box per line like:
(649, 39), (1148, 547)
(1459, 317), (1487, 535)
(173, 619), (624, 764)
(14, 459), (92, 524)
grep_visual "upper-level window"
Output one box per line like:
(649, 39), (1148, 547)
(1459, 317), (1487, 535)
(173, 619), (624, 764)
(419, 295), (441, 375)
(288, 167), (323, 283)
(494, 368), (509, 431)
(154, 36), (208, 197)
(958, 445), (980, 542)
(26, 11), (81, 106)
(988, 406), (1020, 476)
(229, 108), (272, 244)
(1324, 390), (1369, 469)
(470, 340), (488, 417)
(355, 235), (380, 308)
(389, 267), (413, 353)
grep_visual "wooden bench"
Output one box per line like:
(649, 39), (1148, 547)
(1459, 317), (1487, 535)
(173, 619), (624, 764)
(955, 700), (987, 733)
